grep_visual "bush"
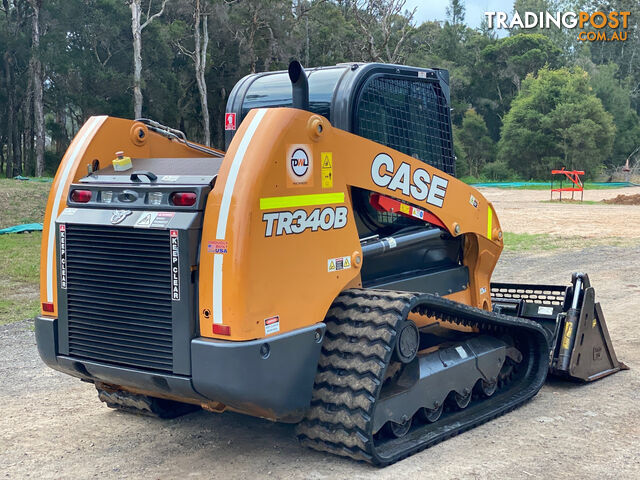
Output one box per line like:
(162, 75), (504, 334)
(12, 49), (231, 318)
(481, 160), (516, 181)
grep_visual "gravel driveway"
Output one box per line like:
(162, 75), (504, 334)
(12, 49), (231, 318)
(2, 244), (638, 479)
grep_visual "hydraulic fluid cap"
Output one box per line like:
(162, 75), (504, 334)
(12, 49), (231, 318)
(112, 150), (132, 172)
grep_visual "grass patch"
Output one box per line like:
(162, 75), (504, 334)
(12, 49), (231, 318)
(0, 298), (40, 326)
(0, 232), (42, 284)
(502, 232), (636, 252)
(0, 179), (48, 324)
(0, 178), (51, 229)
(0, 231), (42, 324)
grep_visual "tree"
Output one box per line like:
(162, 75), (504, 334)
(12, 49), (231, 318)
(581, 60), (640, 167)
(457, 108), (494, 177)
(498, 67), (615, 179)
(176, 0), (211, 146)
(130, 0), (168, 119)
(28, 0), (44, 176)
(352, 0), (416, 63)
(446, 0), (464, 26)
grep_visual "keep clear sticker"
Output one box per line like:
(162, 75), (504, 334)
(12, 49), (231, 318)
(170, 230), (180, 301)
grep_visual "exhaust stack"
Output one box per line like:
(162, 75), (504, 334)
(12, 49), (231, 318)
(288, 60), (309, 111)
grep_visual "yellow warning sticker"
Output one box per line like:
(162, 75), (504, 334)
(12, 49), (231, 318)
(328, 255), (351, 272)
(321, 152), (333, 189)
(400, 203), (410, 214)
(561, 322), (573, 350)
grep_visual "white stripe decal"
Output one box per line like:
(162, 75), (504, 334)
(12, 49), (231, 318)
(212, 108), (267, 324)
(46, 117), (104, 302)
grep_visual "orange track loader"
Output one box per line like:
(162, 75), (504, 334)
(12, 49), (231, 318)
(36, 61), (625, 465)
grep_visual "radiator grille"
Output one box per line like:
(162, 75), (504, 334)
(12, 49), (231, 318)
(65, 224), (173, 373)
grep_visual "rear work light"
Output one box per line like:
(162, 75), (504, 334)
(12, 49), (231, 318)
(170, 192), (197, 207)
(148, 191), (163, 205)
(70, 189), (92, 203)
(42, 302), (54, 313)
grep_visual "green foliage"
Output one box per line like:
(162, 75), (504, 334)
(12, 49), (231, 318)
(1, 0), (638, 182)
(498, 67), (615, 179)
(481, 160), (517, 181)
(582, 61), (640, 167)
(0, 231), (41, 324)
(458, 109), (495, 177)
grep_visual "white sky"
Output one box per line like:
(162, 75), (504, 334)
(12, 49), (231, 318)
(404, 0), (515, 29)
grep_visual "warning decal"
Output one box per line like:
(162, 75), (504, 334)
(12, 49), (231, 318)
(321, 152), (333, 189)
(399, 202), (426, 220)
(170, 230), (180, 301)
(59, 224), (67, 290)
(225, 113), (236, 131)
(328, 255), (351, 272)
(134, 211), (175, 229)
(264, 315), (280, 335)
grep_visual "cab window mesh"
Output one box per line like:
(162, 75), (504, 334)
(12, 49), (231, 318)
(355, 76), (455, 176)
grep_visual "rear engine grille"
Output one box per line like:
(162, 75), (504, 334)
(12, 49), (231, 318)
(65, 224), (173, 373)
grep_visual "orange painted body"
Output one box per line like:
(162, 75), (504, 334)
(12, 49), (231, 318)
(39, 117), (222, 318)
(41, 109), (502, 342)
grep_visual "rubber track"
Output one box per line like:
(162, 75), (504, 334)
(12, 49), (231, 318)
(296, 288), (550, 466)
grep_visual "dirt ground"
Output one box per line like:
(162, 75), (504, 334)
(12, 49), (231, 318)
(1, 188), (639, 479)
(478, 186), (640, 238)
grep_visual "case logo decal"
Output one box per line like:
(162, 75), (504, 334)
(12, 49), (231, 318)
(263, 206), (348, 237)
(371, 153), (449, 208)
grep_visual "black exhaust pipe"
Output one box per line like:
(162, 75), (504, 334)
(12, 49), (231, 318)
(288, 60), (309, 111)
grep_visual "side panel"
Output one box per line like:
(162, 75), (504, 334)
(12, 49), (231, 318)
(198, 108), (503, 341)
(199, 109), (362, 341)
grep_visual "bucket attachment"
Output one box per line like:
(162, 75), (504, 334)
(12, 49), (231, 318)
(491, 273), (627, 382)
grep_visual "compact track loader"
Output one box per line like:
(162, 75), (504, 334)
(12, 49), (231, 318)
(36, 61), (626, 465)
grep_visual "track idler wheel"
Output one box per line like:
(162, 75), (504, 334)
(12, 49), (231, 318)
(394, 320), (419, 364)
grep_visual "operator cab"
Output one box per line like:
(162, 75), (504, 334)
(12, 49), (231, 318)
(225, 62), (455, 176)
(226, 62), (461, 293)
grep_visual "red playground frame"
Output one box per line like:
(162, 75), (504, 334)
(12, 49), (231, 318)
(551, 168), (584, 201)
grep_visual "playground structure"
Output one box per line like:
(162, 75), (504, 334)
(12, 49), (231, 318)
(551, 168), (584, 201)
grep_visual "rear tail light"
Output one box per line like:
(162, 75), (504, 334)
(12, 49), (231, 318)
(212, 324), (231, 336)
(42, 302), (54, 313)
(70, 189), (92, 203)
(170, 192), (197, 207)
